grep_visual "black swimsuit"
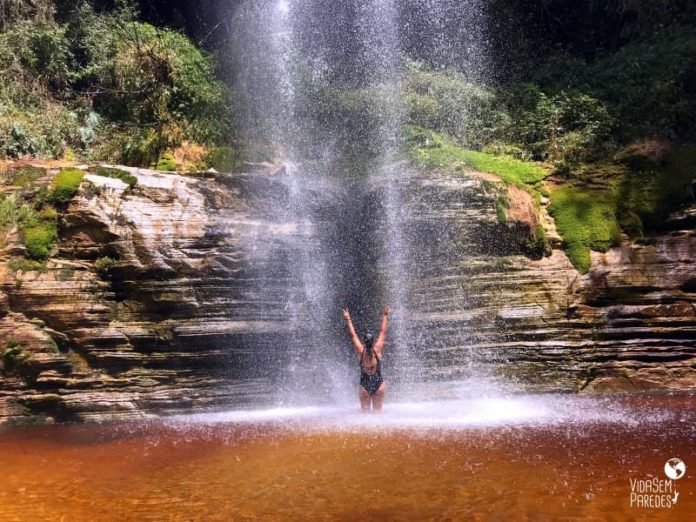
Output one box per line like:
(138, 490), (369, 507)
(360, 351), (383, 396)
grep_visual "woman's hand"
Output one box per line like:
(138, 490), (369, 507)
(383, 305), (392, 316)
(342, 308), (351, 321)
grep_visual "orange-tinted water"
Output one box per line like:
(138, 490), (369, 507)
(1, 395), (694, 521)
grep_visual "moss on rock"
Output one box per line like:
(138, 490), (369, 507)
(617, 144), (696, 235)
(49, 168), (84, 204)
(549, 186), (622, 273)
(94, 166), (137, 188)
(406, 126), (548, 187)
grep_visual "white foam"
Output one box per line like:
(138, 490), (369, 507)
(168, 395), (668, 433)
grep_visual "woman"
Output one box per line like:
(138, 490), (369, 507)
(341, 306), (391, 412)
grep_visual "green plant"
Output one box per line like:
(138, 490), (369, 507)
(15, 199), (58, 261)
(549, 186), (622, 273)
(94, 166), (137, 188)
(523, 224), (548, 258)
(406, 127), (548, 187)
(512, 89), (614, 166)
(21, 221), (57, 259)
(0, 3), (234, 163)
(8, 257), (47, 274)
(616, 144), (696, 235)
(496, 197), (508, 224)
(155, 151), (178, 171)
(205, 147), (241, 172)
(94, 256), (116, 273)
(0, 194), (19, 230)
(0, 339), (29, 374)
(403, 64), (511, 149)
(48, 168), (84, 204)
(39, 205), (57, 221)
(4, 166), (46, 187)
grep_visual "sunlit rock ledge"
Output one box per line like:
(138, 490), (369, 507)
(0, 163), (694, 424)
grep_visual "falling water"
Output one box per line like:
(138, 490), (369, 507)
(231, 0), (497, 405)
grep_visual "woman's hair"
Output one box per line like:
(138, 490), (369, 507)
(363, 333), (374, 356)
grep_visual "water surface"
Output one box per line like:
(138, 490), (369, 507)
(2, 394), (694, 521)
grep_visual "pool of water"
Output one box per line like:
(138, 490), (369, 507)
(1, 394), (694, 521)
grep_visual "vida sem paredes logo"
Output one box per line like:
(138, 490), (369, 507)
(629, 458), (686, 509)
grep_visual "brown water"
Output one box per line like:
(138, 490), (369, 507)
(1, 395), (694, 521)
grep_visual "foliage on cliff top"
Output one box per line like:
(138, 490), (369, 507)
(402, 64), (615, 171)
(403, 66), (510, 150)
(533, 27), (696, 143)
(0, 1), (234, 166)
(615, 144), (696, 237)
(406, 127), (548, 188)
(549, 186), (622, 273)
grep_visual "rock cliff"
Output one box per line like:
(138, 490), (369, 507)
(0, 165), (694, 424)
(382, 169), (696, 393)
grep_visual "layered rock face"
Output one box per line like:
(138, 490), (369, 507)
(0, 165), (694, 424)
(373, 169), (696, 393)
(0, 166), (328, 423)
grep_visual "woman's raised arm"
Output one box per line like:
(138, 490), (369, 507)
(374, 305), (391, 356)
(342, 308), (364, 355)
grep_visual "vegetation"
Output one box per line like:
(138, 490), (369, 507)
(1, 167), (68, 263)
(616, 144), (696, 236)
(18, 202), (58, 260)
(523, 224), (548, 259)
(155, 152), (178, 172)
(549, 187), (622, 273)
(22, 221), (57, 260)
(405, 127), (548, 188)
(0, 1), (692, 275)
(403, 65), (510, 150)
(4, 166), (46, 187)
(94, 166), (136, 188)
(399, 21), (696, 271)
(94, 256), (116, 273)
(0, 339), (29, 374)
(8, 257), (48, 273)
(0, 1), (235, 166)
(48, 168), (84, 204)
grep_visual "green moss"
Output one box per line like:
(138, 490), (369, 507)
(523, 224), (548, 259)
(496, 197), (508, 224)
(616, 144), (696, 236)
(48, 168), (84, 204)
(8, 257), (48, 273)
(22, 222), (58, 260)
(94, 166), (137, 188)
(40, 206), (58, 221)
(549, 186), (622, 273)
(4, 166), (46, 188)
(406, 127), (548, 187)
(565, 243), (592, 274)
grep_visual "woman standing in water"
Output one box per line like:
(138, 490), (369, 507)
(342, 306), (391, 412)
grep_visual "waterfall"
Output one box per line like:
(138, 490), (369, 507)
(232, 0), (494, 406)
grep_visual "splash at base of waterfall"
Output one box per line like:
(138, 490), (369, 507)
(171, 393), (674, 431)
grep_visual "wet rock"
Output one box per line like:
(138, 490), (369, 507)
(373, 169), (696, 393)
(0, 164), (694, 424)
